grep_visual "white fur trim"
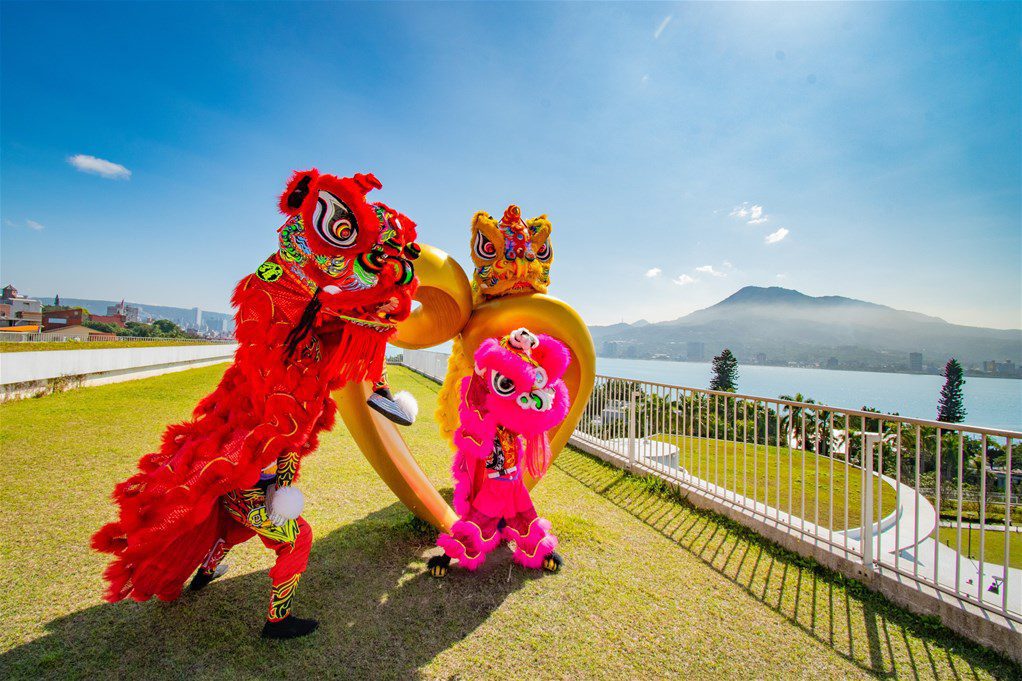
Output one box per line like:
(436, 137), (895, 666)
(393, 391), (418, 423)
(269, 485), (304, 521)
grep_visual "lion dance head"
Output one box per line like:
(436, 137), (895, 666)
(469, 205), (552, 302)
(277, 169), (420, 328)
(462, 327), (571, 476)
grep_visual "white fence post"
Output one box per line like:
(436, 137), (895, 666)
(628, 390), (638, 472)
(861, 435), (876, 575)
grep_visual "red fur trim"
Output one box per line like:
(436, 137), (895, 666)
(93, 187), (413, 603)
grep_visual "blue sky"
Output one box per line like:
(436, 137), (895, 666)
(2, 2), (1019, 329)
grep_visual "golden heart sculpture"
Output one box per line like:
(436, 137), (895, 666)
(333, 244), (596, 532)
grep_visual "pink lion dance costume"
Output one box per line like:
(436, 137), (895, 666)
(428, 327), (570, 576)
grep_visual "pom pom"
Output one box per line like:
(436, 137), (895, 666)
(269, 485), (304, 521)
(393, 390), (418, 423)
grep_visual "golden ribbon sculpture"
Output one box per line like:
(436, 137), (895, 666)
(333, 206), (596, 531)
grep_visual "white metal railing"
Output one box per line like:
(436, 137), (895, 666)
(399, 349), (451, 382)
(399, 348), (1021, 631)
(0, 332), (234, 343)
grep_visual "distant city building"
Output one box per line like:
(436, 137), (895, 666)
(193, 307), (202, 328)
(43, 308), (85, 330)
(107, 300), (140, 323)
(91, 312), (128, 327)
(756, 352), (766, 364)
(909, 352), (923, 371)
(42, 324), (116, 341)
(0, 284), (42, 330)
(686, 341), (705, 362)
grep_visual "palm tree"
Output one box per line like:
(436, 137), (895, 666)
(778, 393), (816, 449)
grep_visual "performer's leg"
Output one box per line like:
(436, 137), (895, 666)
(434, 509), (501, 573)
(367, 368), (417, 426)
(190, 512), (256, 591)
(257, 516), (317, 639)
(502, 492), (560, 571)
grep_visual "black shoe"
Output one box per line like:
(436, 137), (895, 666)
(427, 554), (451, 578)
(542, 551), (563, 573)
(261, 615), (319, 640)
(189, 564), (228, 591)
(367, 389), (414, 426)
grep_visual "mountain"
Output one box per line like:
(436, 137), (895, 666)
(591, 286), (1022, 371)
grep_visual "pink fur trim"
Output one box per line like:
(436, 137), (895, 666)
(532, 334), (571, 383)
(503, 516), (558, 567)
(437, 519), (500, 570)
(474, 339), (536, 390)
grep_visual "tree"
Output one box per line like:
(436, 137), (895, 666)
(83, 320), (117, 333)
(709, 348), (739, 392)
(937, 358), (966, 423)
(778, 393), (816, 449)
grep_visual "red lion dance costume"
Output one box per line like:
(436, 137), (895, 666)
(92, 169), (419, 639)
(428, 327), (570, 577)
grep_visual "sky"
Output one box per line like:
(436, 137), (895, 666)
(2, 2), (1020, 330)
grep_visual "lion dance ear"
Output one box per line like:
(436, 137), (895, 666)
(350, 172), (383, 195)
(279, 169), (320, 215)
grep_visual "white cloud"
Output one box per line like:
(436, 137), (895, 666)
(654, 15), (673, 39)
(729, 202), (768, 224)
(722, 260), (733, 269)
(68, 154), (131, 179)
(673, 274), (697, 286)
(776, 273), (788, 280)
(645, 267), (662, 278)
(641, 74), (650, 84)
(4, 218), (44, 231)
(695, 265), (726, 278)
(765, 227), (789, 244)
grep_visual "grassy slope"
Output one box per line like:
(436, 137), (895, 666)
(652, 434), (898, 530)
(935, 527), (1022, 570)
(0, 340), (230, 353)
(0, 366), (1016, 679)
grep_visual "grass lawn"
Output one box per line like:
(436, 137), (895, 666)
(0, 365), (1018, 679)
(651, 434), (898, 531)
(0, 340), (232, 353)
(935, 527), (1022, 570)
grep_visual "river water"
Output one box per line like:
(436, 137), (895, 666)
(597, 357), (1022, 432)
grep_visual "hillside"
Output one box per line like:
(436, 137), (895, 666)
(591, 287), (1022, 371)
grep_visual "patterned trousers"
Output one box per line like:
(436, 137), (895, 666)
(198, 487), (313, 621)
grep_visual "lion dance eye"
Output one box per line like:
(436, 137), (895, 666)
(535, 241), (552, 262)
(313, 190), (359, 248)
(473, 231), (497, 261)
(490, 371), (516, 397)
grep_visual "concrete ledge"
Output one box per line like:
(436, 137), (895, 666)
(0, 344), (237, 398)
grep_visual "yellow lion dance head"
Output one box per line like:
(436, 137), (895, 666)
(470, 205), (552, 302)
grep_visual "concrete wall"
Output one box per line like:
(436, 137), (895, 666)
(0, 344), (237, 398)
